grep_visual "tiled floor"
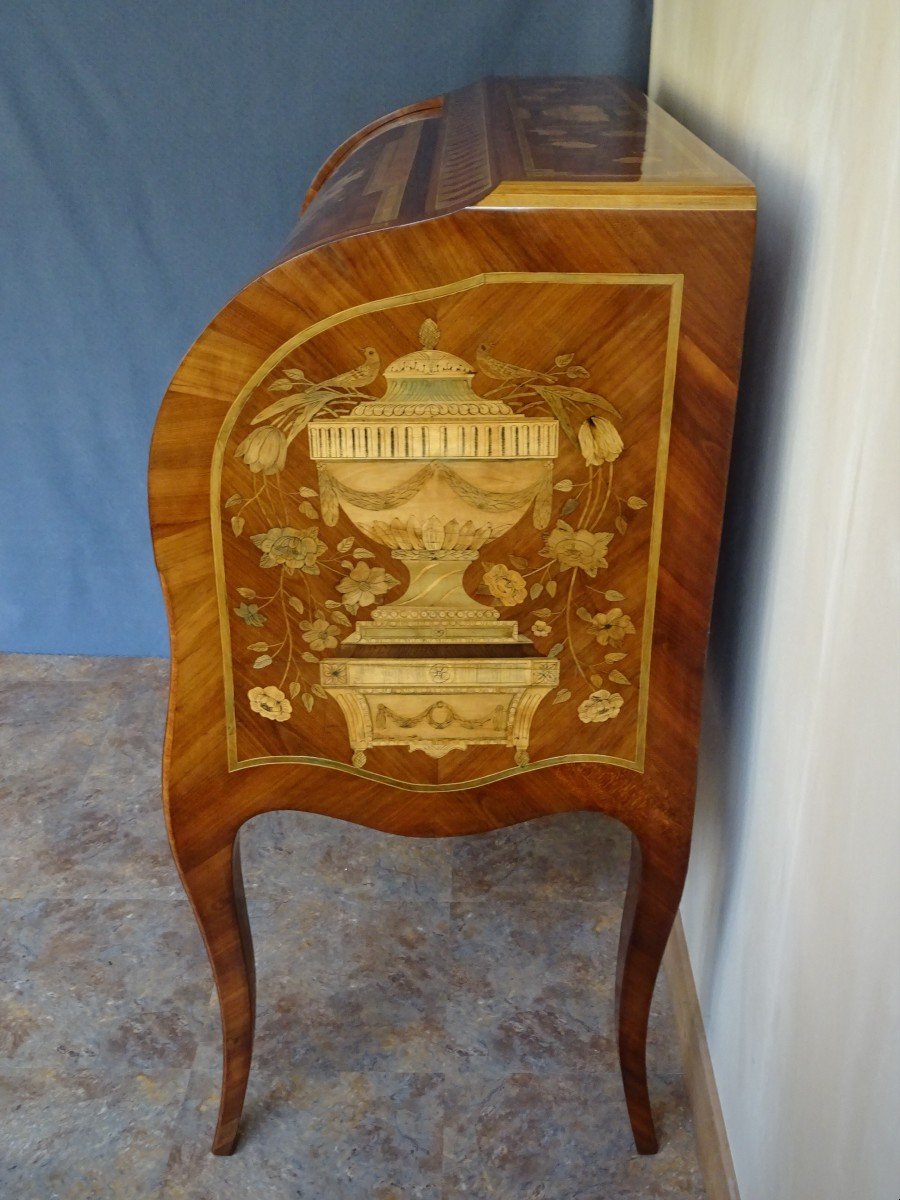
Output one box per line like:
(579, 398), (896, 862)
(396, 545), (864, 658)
(0, 654), (706, 1199)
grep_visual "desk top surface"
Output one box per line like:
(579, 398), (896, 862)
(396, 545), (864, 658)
(285, 76), (754, 257)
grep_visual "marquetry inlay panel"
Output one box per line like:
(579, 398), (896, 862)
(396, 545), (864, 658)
(214, 271), (682, 788)
(504, 76), (749, 184)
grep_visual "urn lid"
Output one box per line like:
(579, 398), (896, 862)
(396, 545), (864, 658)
(382, 319), (475, 382)
(351, 319), (514, 418)
(308, 319), (559, 462)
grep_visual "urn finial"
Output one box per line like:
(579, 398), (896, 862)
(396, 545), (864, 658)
(419, 318), (440, 349)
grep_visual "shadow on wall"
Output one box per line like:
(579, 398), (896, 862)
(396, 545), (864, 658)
(653, 85), (814, 1002)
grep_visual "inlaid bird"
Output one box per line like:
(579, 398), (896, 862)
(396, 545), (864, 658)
(316, 346), (381, 391)
(476, 343), (554, 383)
(252, 348), (380, 425)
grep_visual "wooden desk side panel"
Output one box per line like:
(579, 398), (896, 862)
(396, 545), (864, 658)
(150, 206), (753, 850)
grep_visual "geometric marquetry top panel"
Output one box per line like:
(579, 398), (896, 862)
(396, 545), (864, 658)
(502, 77), (750, 184)
(284, 77), (753, 258)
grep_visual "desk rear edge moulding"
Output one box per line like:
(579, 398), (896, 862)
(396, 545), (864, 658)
(148, 75), (755, 1157)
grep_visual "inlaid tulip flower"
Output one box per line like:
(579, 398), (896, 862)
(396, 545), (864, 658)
(578, 416), (623, 466)
(235, 425), (288, 475)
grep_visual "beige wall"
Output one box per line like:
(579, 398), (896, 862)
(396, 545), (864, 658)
(649, 4), (900, 1199)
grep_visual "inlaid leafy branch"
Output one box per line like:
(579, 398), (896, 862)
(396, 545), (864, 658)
(228, 481), (401, 721)
(226, 334), (649, 736)
(472, 343), (648, 721)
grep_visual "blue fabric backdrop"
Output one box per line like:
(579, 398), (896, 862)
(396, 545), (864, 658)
(0, 0), (651, 656)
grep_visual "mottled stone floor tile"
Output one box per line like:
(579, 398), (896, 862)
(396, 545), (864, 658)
(0, 667), (163, 763)
(0, 682), (113, 731)
(0, 677), (147, 889)
(246, 892), (450, 1077)
(0, 653), (706, 1198)
(163, 1069), (443, 1200)
(444, 898), (621, 1075)
(0, 896), (211, 1070)
(241, 809), (453, 903)
(0, 715), (102, 796)
(451, 812), (631, 904)
(0, 665), (173, 900)
(0, 783), (177, 901)
(441, 1070), (705, 1200)
(0, 653), (167, 687)
(0, 1064), (190, 1200)
(75, 687), (168, 797)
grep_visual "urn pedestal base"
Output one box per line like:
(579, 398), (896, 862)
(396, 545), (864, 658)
(320, 654), (560, 765)
(348, 553), (522, 643)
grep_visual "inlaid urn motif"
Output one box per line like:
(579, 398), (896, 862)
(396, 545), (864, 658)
(223, 275), (661, 782)
(308, 320), (561, 765)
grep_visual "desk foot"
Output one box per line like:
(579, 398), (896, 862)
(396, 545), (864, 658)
(172, 826), (257, 1156)
(615, 829), (687, 1155)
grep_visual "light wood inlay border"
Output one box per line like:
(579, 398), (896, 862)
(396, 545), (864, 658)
(477, 181), (756, 211)
(210, 270), (683, 786)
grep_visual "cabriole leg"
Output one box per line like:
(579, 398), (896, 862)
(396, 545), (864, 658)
(171, 825), (256, 1155)
(615, 828), (687, 1154)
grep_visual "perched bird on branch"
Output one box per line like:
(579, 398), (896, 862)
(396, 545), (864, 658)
(252, 348), (380, 425)
(476, 343), (554, 384)
(317, 347), (381, 391)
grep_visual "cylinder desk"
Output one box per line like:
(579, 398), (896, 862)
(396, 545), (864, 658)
(149, 75), (755, 1156)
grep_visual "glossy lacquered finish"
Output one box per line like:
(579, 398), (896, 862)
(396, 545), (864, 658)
(149, 76), (755, 1157)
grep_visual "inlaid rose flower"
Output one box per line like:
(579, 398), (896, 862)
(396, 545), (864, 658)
(233, 602), (267, 627)
(577, 689), (624, 723)
(483, 563), (528, 606)
(337, 562), (400, 608)
(546, 524), (613, 577)
(301, 618), (340, 651)
(577, 416), (623, 466)
(590, 607), (635, 645)
(251, 526), (326, 574)
(531, 619), (552, 638)
(235, 425), (288, 475)
(248, 685), (292, 721)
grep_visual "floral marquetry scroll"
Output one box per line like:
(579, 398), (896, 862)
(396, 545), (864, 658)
(214, 272), (681, 787)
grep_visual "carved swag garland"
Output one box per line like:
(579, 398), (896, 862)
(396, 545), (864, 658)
(225, 328), (647, 742)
